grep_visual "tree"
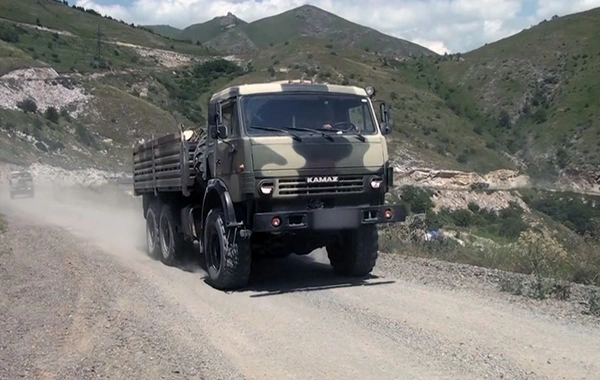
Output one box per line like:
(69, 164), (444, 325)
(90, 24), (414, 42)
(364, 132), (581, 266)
(17, 98), (37, 113)
(44, 107), (60, 123)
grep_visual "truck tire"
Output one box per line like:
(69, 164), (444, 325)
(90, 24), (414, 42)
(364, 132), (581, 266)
(326, 225), (379, 277)
(203, 208), (251, 290)
(158, 204), (184, 266)
(145, 204), (161, 259)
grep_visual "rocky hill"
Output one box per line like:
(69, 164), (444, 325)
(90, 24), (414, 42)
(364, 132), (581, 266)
(176, 12), (248, 44)
(151, 5), (437, 58)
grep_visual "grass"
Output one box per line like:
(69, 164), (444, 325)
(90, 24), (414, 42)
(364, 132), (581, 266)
(143, 25), (182, 39)
(0, 0), (211, 55)
(434, 7), (600, 177)
(0, 20), (155, 74)
(381, 185), (600, 301)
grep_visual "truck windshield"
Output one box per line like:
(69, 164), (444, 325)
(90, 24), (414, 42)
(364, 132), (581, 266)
(240, 93), (378, 135)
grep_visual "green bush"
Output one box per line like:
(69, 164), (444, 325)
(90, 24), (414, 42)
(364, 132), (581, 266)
(400, 186), (434, 214)
(44, 107), (60, 123)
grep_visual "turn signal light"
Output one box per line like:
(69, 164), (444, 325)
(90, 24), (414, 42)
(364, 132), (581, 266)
(384, 209), (393, 220)
(271, 217), (281, 227)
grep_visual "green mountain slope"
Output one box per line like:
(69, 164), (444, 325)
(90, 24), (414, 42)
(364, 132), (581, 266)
(0, 0), (208, 55)
(177, 5), (436, 58)
(179, 12), (248, 44)
(142, 25), (182, 39)
(436, 7), (600, 179)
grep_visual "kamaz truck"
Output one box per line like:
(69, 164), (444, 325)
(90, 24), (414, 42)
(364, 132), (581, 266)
(132, 79), (407, 290)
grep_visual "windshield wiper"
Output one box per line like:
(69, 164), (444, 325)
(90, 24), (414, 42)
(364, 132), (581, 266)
(315, 127), (366, 142)
(249, 126), (302, 141)
(285, 126), (334, 141)
(351, 131), (366, 142)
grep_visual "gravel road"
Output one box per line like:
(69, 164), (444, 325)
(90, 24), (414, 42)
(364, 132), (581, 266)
(1, 186), (599, 380)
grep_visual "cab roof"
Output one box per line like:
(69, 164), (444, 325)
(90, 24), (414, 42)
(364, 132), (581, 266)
(210, 79), (369, 103)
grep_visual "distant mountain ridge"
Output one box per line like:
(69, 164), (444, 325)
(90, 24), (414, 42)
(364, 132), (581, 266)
(144, 5), (436, 57)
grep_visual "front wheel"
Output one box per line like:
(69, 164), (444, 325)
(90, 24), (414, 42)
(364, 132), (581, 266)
(203, 208), (251, 290)
(326, 225), (379, 277)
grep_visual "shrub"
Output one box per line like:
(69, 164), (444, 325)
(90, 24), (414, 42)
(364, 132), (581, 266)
(400, 186), (434, 214)
(17, 98), (38, 113)
(44, 107), (60, 123)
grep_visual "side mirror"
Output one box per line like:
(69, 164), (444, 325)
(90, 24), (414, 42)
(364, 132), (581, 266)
(379, 102), (391, 135)
(210, 125), (228, 139)
(217, 125), (228, 139)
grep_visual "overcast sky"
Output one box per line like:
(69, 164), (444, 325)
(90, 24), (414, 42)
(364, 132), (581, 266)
(74, 0), (600, 54)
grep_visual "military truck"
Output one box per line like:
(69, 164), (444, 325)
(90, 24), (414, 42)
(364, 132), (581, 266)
(8, 170), (35, 199)
(132, 79), (407, 290)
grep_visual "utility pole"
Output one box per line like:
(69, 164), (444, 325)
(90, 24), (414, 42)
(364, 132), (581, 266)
(95, 24), (103, 63)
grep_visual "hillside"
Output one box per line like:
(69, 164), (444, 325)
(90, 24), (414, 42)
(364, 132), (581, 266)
(434, 7), (600, 185)
(0, 0), (209, 55)
(178, 12), (248, 44)
(168, 5), (436, 58)
(143, 25), (182, 39)
(1, 0), (599, 191)
(0, 0), (512, 174)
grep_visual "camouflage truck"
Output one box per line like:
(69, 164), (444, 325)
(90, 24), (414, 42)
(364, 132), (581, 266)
(132, 79), (407, 290)
(8, 170), (35, 199)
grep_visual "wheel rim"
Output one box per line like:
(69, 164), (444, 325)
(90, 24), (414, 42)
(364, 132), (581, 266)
(146, 211), (157, 252)
(160, 215), (172, 260)
(207, 227), (222, 272)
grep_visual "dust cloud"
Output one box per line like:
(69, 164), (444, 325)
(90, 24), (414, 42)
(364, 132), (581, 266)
(0, 182), (152, 262)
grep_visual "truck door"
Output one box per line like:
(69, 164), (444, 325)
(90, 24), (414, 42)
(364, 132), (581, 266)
(214, 100), (238, 180)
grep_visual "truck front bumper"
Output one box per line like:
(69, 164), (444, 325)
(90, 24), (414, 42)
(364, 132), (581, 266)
(11, 187), (33, 194)
(252, 204), (407, 232)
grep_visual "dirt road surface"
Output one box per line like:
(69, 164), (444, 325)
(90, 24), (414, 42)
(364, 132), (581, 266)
(1, 186), (599, 380)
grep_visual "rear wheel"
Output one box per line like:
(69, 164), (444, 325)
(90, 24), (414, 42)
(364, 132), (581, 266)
(158, 204), (184, 266)
(145, 204), (160, 259)
(203, 208), (251, 290)
(326, 225), (379, 277)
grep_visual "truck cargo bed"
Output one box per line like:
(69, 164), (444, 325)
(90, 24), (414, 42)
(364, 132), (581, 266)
(133, 132), (198, 195)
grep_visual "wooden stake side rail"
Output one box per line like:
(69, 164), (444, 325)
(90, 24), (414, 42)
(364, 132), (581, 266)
(132, 132), (198, 195)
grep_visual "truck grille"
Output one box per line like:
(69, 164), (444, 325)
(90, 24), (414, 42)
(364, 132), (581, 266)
(277, 176), (364, 196)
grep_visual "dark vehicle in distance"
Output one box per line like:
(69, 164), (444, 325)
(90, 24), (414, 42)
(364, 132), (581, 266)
(9, 170), (35, 199)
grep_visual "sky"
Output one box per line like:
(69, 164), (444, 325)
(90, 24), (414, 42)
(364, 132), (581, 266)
(74, 0), (600, 54)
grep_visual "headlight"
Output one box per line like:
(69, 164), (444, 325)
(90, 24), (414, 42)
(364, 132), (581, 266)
(370, 177), (383, 189)
(258, 180), (274, 195)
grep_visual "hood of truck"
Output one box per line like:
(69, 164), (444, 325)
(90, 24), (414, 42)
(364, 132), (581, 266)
(250, 134), (386, 174)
